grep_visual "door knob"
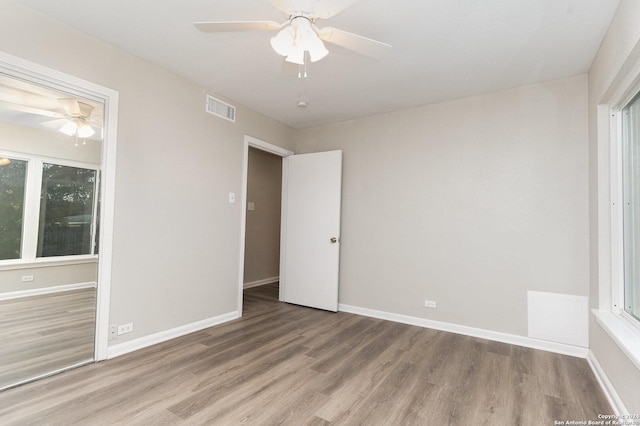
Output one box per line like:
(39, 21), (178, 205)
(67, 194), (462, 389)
(330, 237), (339, 243)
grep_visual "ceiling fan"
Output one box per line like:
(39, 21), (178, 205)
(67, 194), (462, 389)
(194, 0), (391, 65)
(42, 99), (101, 139)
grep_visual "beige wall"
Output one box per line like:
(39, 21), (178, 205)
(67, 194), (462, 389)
(0, 1), (294, 343)
(588, 0), (640, 413)
(0, 120), (101, 165)
(2, 2), (637, 410)
(0, 263), (97, 293)
(243, 148), (282, 285)
(295, 75), (589, 337)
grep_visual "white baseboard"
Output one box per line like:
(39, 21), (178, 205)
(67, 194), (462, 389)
(107, 311), (240, 359)
(338, 304), (589, 358)
(244, 276), (279, 289)
(587, 350), (629, 415)
(0, 281), (97, 301)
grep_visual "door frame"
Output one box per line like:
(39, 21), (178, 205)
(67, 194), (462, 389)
(0, 51), (119, 361)
(238, 135), (293, 314)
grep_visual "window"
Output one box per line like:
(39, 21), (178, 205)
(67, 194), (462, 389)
(623, 92), (640, 322)
(38, 163), (98, 257)
(0, 154), (99, 264)
(0, 157), (27, 260)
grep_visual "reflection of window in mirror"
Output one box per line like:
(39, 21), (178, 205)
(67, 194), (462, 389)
(0, 157), (27, 260)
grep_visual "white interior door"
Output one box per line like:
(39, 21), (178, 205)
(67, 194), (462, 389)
(280, 150), (342, 312)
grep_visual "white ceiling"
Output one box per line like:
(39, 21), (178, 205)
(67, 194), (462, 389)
(16, 0), (620, 129)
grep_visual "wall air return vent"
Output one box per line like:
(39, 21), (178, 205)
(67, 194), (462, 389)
(206, 94), (236, 122)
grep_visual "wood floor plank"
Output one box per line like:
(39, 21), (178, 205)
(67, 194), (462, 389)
(0, 283), (612, 425)
(0, 288), (96, 390)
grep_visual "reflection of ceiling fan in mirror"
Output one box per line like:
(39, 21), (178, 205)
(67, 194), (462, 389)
(42, 98), (101, 139)
(0, 75), (103, 142)
(194, 0), (391, 65)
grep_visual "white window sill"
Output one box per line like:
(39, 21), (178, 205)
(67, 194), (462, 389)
(592, 309), (640, 370)
(0, 255), (98, 271)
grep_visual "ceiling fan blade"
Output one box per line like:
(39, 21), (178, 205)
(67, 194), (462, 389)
(194, 21), (282, 33)
(317, 27), (391, 59)
(0, 100), (62, 119)
(59, 98), (95, 118)
(269, 0), (303, 15)
(58, 98), (81, 116)
(314, 0), (360, 19)
(41, 118), (70, 129)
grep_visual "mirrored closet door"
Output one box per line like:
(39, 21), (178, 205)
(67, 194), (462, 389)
(0, 73), (103, 390)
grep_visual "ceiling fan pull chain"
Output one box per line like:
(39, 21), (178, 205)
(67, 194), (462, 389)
(298, 63), (308, 79)
(297, 55), (308, 79)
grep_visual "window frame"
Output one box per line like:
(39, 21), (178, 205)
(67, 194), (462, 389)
(617, 92), (640, 327)
(0, 149), (100, 268)
(590, 53), (640, 373)
(594, 73), (640, 375)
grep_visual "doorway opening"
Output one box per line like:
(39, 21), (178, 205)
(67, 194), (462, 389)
(238, 136), (293, 314)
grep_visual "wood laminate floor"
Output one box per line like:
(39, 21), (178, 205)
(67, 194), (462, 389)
(0, 283), (611, 425)
(0, 288), (96, 390)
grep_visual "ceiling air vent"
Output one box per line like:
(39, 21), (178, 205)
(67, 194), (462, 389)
(206, 94), (236, 122)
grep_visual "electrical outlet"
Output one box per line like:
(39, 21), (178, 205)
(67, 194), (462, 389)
(117, 322), (134, 335)
(424, 300), (437, 308)
(109, 325), (118, 341)
(21, 275), (34, 282)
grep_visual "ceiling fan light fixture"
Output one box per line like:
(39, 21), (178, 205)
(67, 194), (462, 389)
(60, 118), (95, 138)
(270, 26), (295, 56)
(308, 37), (329, 62)
(285, 46), (306, 65)
(77, 123), (96, 138)
(60, 120), (78, 136)
(271, 16), (329, 63)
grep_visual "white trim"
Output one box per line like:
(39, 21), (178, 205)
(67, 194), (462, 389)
(597, 103), (614, 312)
(95, 65), (119, 362)
(0, 51), (119, 363)
(279, 156), (290, 303)
(238, 135), (293, 314)
(338, 304), (589, 358)
(244, 276), (279, 289)
(592, 309), (640, 370)
(22, 157), (42, 260)
(0, 359), (92, 392)
(588, 350), (629, 415)
(246, 135), (294, 157)
(107, 311), (239, 359)
(0, 281), (97, 301)
(610, 106), (625, 314)
(238, 140), (249, 315)
(0, 255), (98, 271)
